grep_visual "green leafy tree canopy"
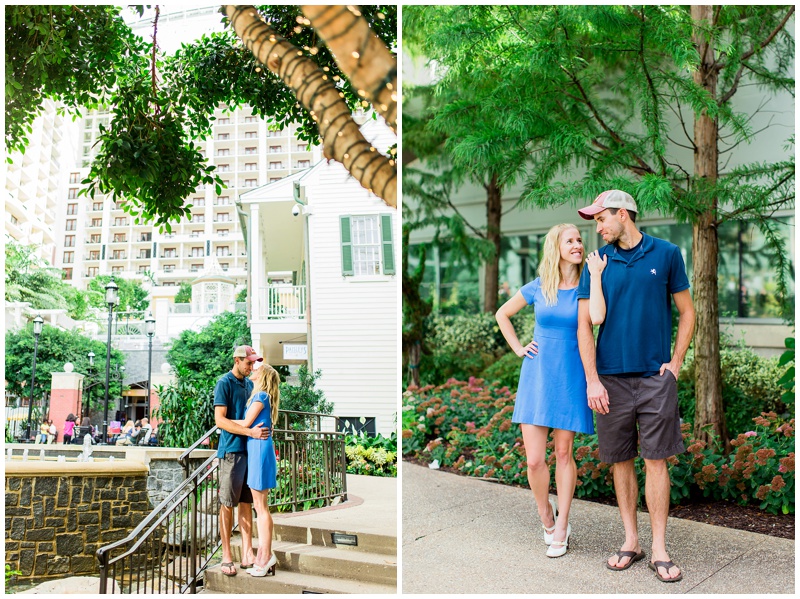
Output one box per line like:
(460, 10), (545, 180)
(5, 323), (125, 411)
(6, 5), (398, 226)
(86, 275), (150, 312)
(165, 310), (251, 386)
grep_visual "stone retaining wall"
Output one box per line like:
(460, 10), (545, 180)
(4, 447), (215, 583)
(5, 462), (151, 581)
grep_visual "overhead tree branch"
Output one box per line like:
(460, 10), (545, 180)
(223, 5), (396, 207)
(301, 5), (397, 131)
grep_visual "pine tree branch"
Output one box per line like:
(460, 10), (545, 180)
(712, 5), (722, 27)
(562, 65), (655, 177)
(589, 138), (655, 177)
(638, 6), (667, 177)
(715, 6), (794, 76)
(716, 194), (794, 226)
(719, 118), (775, 154)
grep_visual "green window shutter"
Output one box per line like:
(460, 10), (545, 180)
(340, 215), (354, 276)
(381, 214), (395, 275)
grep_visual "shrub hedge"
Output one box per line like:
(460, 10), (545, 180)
(345, 432), (397, 477)
(678, 344), (792, 437)
(402, 378), (794, 515)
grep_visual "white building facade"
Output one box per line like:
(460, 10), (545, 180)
(239, 119), (398, 436)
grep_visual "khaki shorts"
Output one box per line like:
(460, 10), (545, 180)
(218, 452), (253, 507)
(596, 373), (685, 463)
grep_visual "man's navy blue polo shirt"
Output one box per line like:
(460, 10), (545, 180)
(214, 370), (253, 457)
(577, 233), (690, 376)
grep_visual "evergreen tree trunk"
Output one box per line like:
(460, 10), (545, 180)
(691, 5), (728, 449)
(483, 174), (502, 313)
(402, 227), (430, 387)
(407, 341), (421, 387)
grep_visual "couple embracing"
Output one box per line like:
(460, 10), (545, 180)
(213, 345), (282, 578)
(496, 190), (695, 582)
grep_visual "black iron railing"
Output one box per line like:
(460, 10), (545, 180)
(97, 411), (346, 594)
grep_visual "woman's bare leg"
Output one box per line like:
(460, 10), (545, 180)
(520, 424), (554, 530)
(251, 489), (274, 567)
(551, 428), (576, 543)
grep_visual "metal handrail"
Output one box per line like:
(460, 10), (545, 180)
(97, 412), (347, 594)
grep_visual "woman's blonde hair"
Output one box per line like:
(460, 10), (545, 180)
(247, 364), (281, 425)
(537, 223), (584, 306)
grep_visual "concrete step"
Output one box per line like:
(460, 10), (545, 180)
(230, 539), (397, 586)
(203, 563), (397, 594)
(272, 521), (397, 556)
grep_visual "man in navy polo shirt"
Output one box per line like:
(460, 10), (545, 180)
(215, 345), (271, 577)
(576, 190), (695, 583)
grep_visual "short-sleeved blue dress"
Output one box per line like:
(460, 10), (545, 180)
(512, 278), (595, 434)
(246, 392), (278, 491)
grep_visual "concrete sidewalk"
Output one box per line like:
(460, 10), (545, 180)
(402, 462), (795, 594)
(272, 472), (397, 538)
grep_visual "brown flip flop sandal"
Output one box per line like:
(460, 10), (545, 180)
(606, 550), (645, 571)
(221, 561), (237, 576)
(649, 560), (683, 582)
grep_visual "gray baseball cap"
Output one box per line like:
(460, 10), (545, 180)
(578, 190), (638, 220)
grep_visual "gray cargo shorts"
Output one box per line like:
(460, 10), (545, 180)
(596, 373), (685, 463)
(218, 452), (253, 507)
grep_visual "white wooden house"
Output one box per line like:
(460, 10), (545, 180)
(237, 118), (398, 436)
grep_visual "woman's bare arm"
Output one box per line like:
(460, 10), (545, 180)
(496, 290), (538, 358)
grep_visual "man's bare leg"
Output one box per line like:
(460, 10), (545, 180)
(238, 502), (255, 566)
(644, 458), (681, 580)
(607, 459), (642, 569)
(219, 504), (235, 575)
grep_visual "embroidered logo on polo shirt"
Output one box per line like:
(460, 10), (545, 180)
(651, 269), (657, 275)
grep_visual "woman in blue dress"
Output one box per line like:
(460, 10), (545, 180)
(496, 223), (605, 558)
(233, 364), (280, 576)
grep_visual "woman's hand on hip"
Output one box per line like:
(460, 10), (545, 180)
(515, 340), (538, 359)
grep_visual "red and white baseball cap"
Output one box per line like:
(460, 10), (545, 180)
(578, 189), (638, 220)
(233, 345), (263, 362)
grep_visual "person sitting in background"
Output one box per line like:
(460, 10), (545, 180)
(36, 420), (49, 444)
(116, 420), (141, 446)
(138, 417), (153, 445)
(47, 420), (57, 444)
(115, 420), (134, 446)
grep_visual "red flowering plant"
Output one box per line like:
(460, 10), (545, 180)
(404, 381), (795, 515)
(665, 423), (727, 504)
(718, 412), (794, 515)
(571, 435), (615, 498)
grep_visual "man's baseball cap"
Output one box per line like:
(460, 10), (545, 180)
(578, 189), (638, 220)
(233, 345), (263, 362)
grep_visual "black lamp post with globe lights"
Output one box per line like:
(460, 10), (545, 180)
(24, 315), (44, 441)
(102, 278), (119, 444)
(145, 313), (156, 419)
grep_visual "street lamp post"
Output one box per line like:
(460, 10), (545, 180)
(145, 313), (156, 419)
(24, 315), (44, 441)
(103, 278), (119, 444)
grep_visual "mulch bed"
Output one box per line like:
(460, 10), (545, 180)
(404, 457), (794, 540)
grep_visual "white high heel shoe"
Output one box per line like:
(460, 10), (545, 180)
(542, 497), (559, 545)
(546, 522), (571, 558)
(248, 553), (277, 577)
